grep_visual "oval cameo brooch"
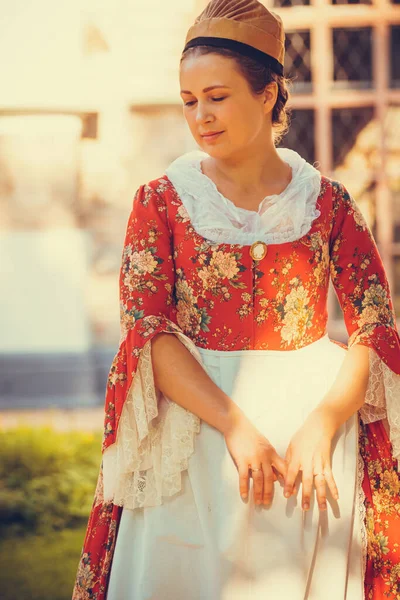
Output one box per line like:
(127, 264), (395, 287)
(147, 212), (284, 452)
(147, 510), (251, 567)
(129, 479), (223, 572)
(250, 241), (268, 261)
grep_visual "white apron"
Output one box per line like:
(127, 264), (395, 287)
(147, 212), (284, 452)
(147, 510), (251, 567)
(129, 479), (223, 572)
(106, 334), (364, 599)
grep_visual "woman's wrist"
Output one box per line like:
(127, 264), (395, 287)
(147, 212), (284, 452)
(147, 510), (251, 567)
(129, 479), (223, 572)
(306, 406), (340, 439)
(220, 403), (246, 436)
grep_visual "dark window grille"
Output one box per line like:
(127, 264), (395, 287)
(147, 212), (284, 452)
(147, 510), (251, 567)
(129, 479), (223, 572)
(394, 257), (400, 316)
(393, 187), (400, 243)
(278, 109), (315, 166)
(273, 0), (310, 7)
(391, 26), (400, 89)
(332, 0), (372, 4)
(332, 27), (373, 89)
(284, 31), (312, 94)
(332, 107), (374, 168)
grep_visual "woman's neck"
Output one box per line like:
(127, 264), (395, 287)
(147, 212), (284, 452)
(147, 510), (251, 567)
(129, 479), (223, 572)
(201, 146), (293, 201)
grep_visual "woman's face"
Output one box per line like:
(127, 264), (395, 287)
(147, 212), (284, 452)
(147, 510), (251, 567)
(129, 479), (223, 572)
(179, 52), (276, 158)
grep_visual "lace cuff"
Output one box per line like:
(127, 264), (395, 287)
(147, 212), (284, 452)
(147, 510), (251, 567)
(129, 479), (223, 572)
(359, 347), (400, 469)
(99, 331), (203, 510)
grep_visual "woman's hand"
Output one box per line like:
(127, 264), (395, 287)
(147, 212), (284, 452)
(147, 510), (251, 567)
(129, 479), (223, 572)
(283, 409), (340, 511)
(223, 411), (287, 506)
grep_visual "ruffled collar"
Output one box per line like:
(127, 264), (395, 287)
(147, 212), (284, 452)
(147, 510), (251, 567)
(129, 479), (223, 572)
(165, 147), (322, 246)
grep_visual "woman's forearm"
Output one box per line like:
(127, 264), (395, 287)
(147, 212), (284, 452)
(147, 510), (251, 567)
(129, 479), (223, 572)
(151, 332), (243, 434)
(312, 343), (370, 435)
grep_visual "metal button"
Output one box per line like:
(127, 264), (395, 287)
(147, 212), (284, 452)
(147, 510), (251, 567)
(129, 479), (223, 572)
(250, 241), (268, 261)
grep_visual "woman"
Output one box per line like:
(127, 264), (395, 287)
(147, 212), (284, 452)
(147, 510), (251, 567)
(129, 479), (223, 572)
(72, 1), (400, 598)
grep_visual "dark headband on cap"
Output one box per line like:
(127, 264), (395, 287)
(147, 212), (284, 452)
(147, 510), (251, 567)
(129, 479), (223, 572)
(183, 36), (284, 76)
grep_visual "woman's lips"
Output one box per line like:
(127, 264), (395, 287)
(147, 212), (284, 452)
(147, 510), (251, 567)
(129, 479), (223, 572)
(201, 131), (224, 142)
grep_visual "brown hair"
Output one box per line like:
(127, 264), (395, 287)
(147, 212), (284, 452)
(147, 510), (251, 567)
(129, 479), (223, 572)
(180, 46), (293, 146)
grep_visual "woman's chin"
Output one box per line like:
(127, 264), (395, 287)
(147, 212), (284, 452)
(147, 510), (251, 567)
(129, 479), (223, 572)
(198, 140), (230, 158)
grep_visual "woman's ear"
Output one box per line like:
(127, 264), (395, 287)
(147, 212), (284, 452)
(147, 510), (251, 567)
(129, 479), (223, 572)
(264, 81), (278, 103)
(263, 82), (278, 112)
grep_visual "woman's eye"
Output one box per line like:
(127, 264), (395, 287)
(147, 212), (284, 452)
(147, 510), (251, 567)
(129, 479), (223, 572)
(183, 97), (226, 107)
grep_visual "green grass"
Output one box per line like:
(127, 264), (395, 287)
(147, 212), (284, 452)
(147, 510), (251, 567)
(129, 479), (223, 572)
(0, 526), (86, 600)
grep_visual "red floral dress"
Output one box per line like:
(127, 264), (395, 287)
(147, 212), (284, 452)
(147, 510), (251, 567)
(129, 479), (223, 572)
(72, 174), (400, 599)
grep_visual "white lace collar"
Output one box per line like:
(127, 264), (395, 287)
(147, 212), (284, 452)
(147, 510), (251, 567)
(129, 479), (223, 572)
(165, 147), (322, 245)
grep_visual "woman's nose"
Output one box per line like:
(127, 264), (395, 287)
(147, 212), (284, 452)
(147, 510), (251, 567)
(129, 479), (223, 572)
(195, 103), (213, 124)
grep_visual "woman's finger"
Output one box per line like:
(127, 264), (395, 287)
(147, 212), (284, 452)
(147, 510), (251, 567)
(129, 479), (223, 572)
(313, 457), (327, 510)
(284, 461), (299, 498)
(261, 463), (274, 506)
(301, 466), (314, 511)
(250, 465), (264, 505)
(272, 452), (288, 480)
(313, 473), (327, 510)
(272, 466), (285, 486)
(238, 462), (250, 500)
(324, 465), (339, 501)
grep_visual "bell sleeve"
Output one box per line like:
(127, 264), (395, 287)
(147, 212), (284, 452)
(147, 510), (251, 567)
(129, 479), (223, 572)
(329, 181), (400, 467)
(98, 182), (203, 510)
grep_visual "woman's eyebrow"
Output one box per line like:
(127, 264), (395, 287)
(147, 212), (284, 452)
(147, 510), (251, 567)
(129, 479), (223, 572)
(180, 85), (231, 94)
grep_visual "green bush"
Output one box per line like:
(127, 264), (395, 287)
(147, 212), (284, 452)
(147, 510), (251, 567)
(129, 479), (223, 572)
(0, 526), (87, 600)
(0, 426), (102, 537)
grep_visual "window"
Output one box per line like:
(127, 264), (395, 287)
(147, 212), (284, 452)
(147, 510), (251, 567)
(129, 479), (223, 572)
(271, 0), (400, 333)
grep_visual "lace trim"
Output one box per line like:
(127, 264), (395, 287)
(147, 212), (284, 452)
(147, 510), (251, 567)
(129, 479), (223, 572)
(93, 459), (105, 507)
(356, 419), (367, 585)
(359, 348), (400, 469)
(98, 331), (203, 510)
(165, 148), (322, 246)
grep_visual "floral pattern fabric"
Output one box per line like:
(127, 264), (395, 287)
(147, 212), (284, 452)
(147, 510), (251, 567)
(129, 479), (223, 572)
(72, 174), (400, 599)
(361, 419), (400, 599)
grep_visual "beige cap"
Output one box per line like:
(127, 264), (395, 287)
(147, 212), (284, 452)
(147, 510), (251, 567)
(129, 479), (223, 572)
(183, 0), (285, 76)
